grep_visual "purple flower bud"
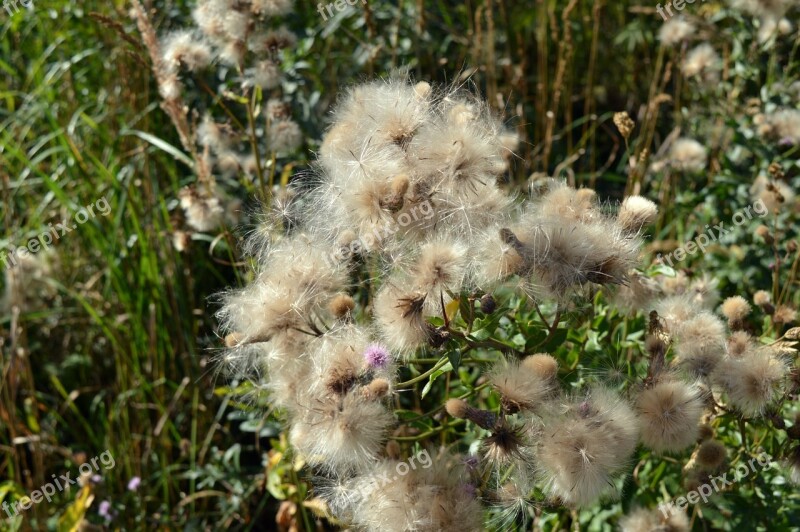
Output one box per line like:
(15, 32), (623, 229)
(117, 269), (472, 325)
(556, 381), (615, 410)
(127, 476), (141, 491)
(98, 500), (113, 521)
(363, 343), (391, 369)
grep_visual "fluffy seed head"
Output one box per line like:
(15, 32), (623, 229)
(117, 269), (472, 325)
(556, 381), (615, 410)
(619, 506), (690, 532)
(489, 357), (554, 413)
(727, 331), (754, 358)
(773, 305), (797, 326)
(753, 290), (772, 307)
(674, 312), (726, 377)
(658, 17), (695, 46)
(669, 138), (707, 172)
(617, 196), (658, 235)
(483, 421), (530, 465)
(329, 293), (356, 319)
(267, 120), (303, 154)
(162, 30), (212, 73)
(362, 378), (391, 400)
(681, 43), (721, 83)
(714, 351), (787, 416)
(374, 284), (430, 355)
(290, 391), (394, 474)
(721, 296), (751, 329)
(636, 380), (706, 453)
(538, 388), (639, 506)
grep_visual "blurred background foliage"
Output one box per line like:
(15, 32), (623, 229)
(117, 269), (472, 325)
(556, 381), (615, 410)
(1, 0), (798, 530)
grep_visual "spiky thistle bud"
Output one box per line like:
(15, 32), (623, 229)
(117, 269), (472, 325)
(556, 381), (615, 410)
(480, 293), (496, 314)
(445, 399), (497, 430)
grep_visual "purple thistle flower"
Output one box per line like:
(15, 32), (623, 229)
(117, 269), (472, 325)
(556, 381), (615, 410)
(127, 476), (141, 492)
(98, 500), (113, 521)
(363, 343), (391, 369)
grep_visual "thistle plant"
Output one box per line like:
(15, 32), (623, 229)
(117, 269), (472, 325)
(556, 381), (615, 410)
(213, 73), (800, 530)
(131, 0), (303, 245)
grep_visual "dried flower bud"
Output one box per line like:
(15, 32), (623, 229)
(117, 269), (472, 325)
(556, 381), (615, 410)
(614, 111), (635, 140)
(768, 162), (784, 179)
(445, 399), (497, 429)
(755, 225), (774, 245)
(698, 423), (714, 441)
(385, 439), (401, 459)
(362, 378), (391, 400)
(329, 293), (356, 319)
(773, 305), (797, 326)
(696, 439), (726, 470)
(521, 353), (559, 382)
(480, 293), (496, 314)
(224, 332), (243, 348)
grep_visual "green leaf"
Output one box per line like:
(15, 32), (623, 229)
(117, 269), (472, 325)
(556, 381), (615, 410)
(421, 362), (453, 399)
(447, 350), (462, 372)
(121, 129), (194, 168)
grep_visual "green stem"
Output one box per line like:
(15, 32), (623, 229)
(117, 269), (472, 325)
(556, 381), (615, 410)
(396, 357), (450, 388)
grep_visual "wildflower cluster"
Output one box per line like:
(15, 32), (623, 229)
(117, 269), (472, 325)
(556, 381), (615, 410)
(213, 76), (701, 529)
(131, 0), (303, 244)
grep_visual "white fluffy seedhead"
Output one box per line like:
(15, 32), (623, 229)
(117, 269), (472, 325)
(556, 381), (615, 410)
(373, 280), (431, 356)
(217, 234), (347, 342)
(673, 311), (727, 378)
(345, 450), (484, 532)
(669, 137), (708, 173)
(537, 387), (639, 507)
(636, 379), (706, 453)
(510, 205), (641, 299)
(488, 356), (556, 414)
(713, 349), (788, 416)
(290, 390), (395, 475)
(619, 506), (690, 532)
